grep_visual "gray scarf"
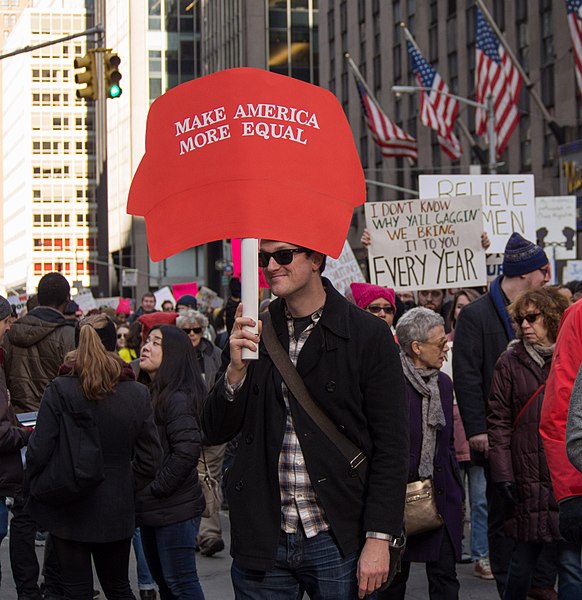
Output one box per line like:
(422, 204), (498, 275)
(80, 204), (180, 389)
(400, 351), (446, 478)
(523, 340), (554, 369)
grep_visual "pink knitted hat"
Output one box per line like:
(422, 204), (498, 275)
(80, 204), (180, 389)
(116, 298), (132, 315)
(350, 282), (396, 310)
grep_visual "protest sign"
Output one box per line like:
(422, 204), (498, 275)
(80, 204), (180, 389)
(172, 281), (199, 300)
(365, 196), (486, 291)
(535, 196), (576, 260)
(419, 174), (535, 253)
(154, 287), (176, 310)
(196, 286), (224, 311)
(564, 260), (582, 283)
(7, 295), (27, 315)
(486, 254), (504, 284)
(74, 290), (97, 313)
(324, 241), (365, 296)
(95, 297), (121, 310)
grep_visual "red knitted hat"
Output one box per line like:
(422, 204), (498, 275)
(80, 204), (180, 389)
(350, 282), (396, 310)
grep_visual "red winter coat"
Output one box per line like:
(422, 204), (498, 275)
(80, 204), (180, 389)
(488, 341), (559, 542)
(540, 301), (582, 502)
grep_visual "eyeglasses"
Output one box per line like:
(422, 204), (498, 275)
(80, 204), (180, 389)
(117, 333), (127, 339)
(539, 266), (550, 277)
(258, 248), (308, 268)
(182, 327), (203, 335)
(515, 313), (541, 325)
(367, 304), (394, 315)
(421, 337), (448, 351)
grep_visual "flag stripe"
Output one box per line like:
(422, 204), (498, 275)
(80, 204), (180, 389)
(567, 0), (582, 99)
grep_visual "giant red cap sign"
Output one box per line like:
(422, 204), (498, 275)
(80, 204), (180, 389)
(127, 68), (365, 261)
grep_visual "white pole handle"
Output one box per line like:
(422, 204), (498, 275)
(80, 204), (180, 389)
(241, 238), (259, 361)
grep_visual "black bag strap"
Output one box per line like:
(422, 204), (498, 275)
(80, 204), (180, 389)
(261, 311), (367, 478)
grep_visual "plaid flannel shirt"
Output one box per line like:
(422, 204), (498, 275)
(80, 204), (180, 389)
(278, 307), (329, 538)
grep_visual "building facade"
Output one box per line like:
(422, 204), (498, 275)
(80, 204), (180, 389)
(319, 0), (581, 222)
(2, 0), (98, 294)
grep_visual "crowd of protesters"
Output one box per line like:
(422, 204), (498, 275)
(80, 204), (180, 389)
(3, 231), (582, 599)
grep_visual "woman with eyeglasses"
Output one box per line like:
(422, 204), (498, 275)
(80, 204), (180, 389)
(380, 307), (463, 600)
(350, 282), (397, 331)
(487, 287), (580, 599)
(136, 324), (207, 600)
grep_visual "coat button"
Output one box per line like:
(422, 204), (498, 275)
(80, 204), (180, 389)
(325, 381), (336, 392)
(253, 384), (260, 394)
(435, 466), (442, 473)
(245, 434), (254, 444)
(235, 480), (244, 491)
(437, 489), (443, 495)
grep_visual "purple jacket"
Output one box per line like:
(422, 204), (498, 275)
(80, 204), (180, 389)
(403, 372), (464, 563)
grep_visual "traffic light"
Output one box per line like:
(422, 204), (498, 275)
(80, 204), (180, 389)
(104, 51), (122, 99)
(73, 50), (97, 101)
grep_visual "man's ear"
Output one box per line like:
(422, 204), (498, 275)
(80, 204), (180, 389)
(310, 252), (325, 272)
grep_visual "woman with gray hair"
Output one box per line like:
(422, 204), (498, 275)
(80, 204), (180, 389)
(380, 307), (463, 600)
(176, 308), (226, 558)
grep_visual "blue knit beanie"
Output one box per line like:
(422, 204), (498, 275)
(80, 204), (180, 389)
(502, 233), (548, 277)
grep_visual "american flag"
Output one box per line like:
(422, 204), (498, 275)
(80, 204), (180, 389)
(353, 78), (418, 161)
(406, 41), (461, 160)
(475, 8), (522, 158)
(567, 0), (582, 99)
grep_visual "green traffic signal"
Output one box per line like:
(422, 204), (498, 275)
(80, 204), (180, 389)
(104, 51), (122, 99)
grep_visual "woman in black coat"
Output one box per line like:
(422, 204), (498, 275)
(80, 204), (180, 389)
(26, 314), (161, 600)
(380, 307), (464, 600)
(136, 325), (207, 600)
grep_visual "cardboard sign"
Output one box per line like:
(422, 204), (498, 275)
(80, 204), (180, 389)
(486, 253), (504, 284)
(564, 260), (582, 283)
(418, 174), (535, 253)
(196, 286), (223, 311)
(95, 297), (121, 310)
(154, 286), (176, 310)
(325, 240), (365, 296)
(74, 290), (97, 313)
(8, 295), (27, 315)
(365, 196), (487, 291)
(127, 68), (365, 261)
(535, 196), (577, 260)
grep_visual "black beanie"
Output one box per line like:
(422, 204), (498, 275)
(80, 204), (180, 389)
(75, 317), (117, 352)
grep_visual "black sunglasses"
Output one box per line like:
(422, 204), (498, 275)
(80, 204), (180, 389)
(367, 305), (394, 315)
(117, 333), (127, 338)
(515, 313), (541, 324)
(258, 248), (308, 268)
(182, 327), (203, 334)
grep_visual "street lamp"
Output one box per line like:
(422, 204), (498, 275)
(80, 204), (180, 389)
(391, 85), (496, 174)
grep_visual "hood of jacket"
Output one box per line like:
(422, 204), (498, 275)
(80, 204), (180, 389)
(8, 307), (74, 348)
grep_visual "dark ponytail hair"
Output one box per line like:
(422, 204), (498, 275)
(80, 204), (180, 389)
(147, 325), (206, 421)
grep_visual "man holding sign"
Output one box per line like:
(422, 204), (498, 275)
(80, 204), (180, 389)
(203, 240), (408, 599)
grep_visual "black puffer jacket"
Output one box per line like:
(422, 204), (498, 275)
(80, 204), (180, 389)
(487, 341), (559, 542)
(136, 390), (204, 527)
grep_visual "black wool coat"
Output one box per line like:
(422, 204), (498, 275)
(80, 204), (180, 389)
(26, 376), (161, 543)
(452, 291), (510, 440)
(203, 280), (409, 571)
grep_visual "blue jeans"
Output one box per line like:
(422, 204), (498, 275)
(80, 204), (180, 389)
(133, 528), (156, 590)
(231, 529), (370, 600)
(467, 465), (489, 560)
(141, 517), (205, 600)
(503, 540), (582, 600)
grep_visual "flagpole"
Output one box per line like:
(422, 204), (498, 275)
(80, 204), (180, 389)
(475, 0), (564, 145)
(399, 22), (483, 159)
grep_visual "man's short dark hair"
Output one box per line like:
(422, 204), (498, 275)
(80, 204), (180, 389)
(37, 272), (70, 308)
(142, 291), (156, 301)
